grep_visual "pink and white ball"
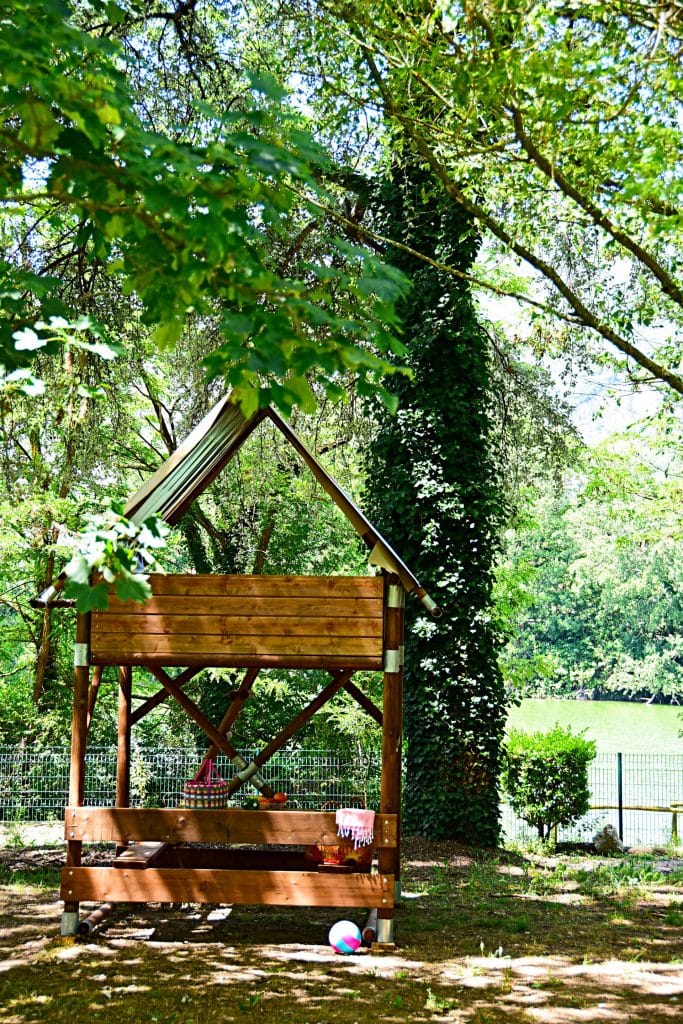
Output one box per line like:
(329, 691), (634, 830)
(328, 919), (362, 954)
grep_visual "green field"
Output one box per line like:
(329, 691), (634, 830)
(507, 698), (682, 754)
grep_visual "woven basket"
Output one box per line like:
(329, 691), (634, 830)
(182, 757), (228, 809)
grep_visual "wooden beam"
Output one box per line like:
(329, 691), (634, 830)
(149, 667), (243, 758)
(86, 665), (103, 734)
(93, 634), (383, 660)
(378, 575), (405, 933)
(64, 612), (90, 922)
(94, 652), (383, 670)
(61, 866), (394, 908)
(130, 667), (202, 724)
(94, 613), (384, 638)
(343, 680), (383, 726)
(94, 595), (383, 619)
(64, 807), (398, 847)
(69, 614), (90, 809)
(226, 670), (353, 796)
(102, 574), (384, 598)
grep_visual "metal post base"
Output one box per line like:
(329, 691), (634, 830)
(376, 917), (394, 944)
(61, 911), (79, 936)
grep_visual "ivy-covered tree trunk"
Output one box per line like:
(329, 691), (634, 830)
(366, 164), (508, 843)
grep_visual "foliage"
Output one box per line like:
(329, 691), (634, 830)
(502, 726), (596, 841)
(0, 0), (410, 414)
(62, 504), (169, 612)
(310, 0), (683, 398)
(365, 161), (507, 843)
(498, 426), (683, 701)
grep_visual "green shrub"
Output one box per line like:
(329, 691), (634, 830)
(502, 726), (596, 841)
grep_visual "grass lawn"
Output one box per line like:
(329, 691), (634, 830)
(0, 837), (682, 1023)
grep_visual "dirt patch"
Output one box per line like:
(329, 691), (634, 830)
(0, 841), (682, 1023)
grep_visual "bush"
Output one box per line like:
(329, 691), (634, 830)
(502, 726), (596, 841)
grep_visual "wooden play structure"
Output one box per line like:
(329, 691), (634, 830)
(35, 395), (439, 945)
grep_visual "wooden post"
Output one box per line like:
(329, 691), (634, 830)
(116, 667), (132, 808)
(376, 574), (404, 947)
(63, 611), (90, 935)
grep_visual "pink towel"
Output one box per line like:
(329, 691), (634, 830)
(335, 808), (375, 848)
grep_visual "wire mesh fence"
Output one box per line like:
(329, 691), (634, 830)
(501, 752), (683, 847)
(0, 746), (381, 823)
(1, 747), (681, 847)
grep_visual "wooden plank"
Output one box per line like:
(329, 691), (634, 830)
(136, 574), (383, 598)
(61, 867), (394, 907)
(91, 653), (384, 670)
(64, 808), (398, 847)
(114, 842), (168, 869)
(93, 614), (385, 637)
(92, 634), (383, 659)
(94, 595), (383, 619)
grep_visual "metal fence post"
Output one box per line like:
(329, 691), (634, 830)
(617, 752), (624, 842)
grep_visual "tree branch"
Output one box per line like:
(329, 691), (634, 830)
(360, 51), (683, 397)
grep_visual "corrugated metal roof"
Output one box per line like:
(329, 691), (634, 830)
(35, 393), (439, 615)
(124, 397), (266, 525)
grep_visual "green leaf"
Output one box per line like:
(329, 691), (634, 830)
(245, 70), (288, 101)
(114, 572), (152, 604)
(18, 99), (60, 150)
(13, 328), (45, 351)
(64, 580), (111, 613)
(63, 554), (91, 585)
(151, 319), (185, 351)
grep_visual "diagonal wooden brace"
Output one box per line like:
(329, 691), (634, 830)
(198, 667), (260, 774)
(86, 665), (104, 734)
(149, 667), (274, 798)
(131, 666), (202, 725)
(343, 679), (383, 726)
(226, 670), (354, 797)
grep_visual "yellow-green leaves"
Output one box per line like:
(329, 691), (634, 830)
(151, 320), (185, 352)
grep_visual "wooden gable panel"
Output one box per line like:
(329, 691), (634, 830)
(91, 574), (384, 669)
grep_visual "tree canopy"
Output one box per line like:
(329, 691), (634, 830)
(0, 0), (408, 414)
(298, 0), (683, 398)
(498, 423), (683, 702)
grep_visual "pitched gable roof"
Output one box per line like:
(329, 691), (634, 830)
(36, 394), (439, 615)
